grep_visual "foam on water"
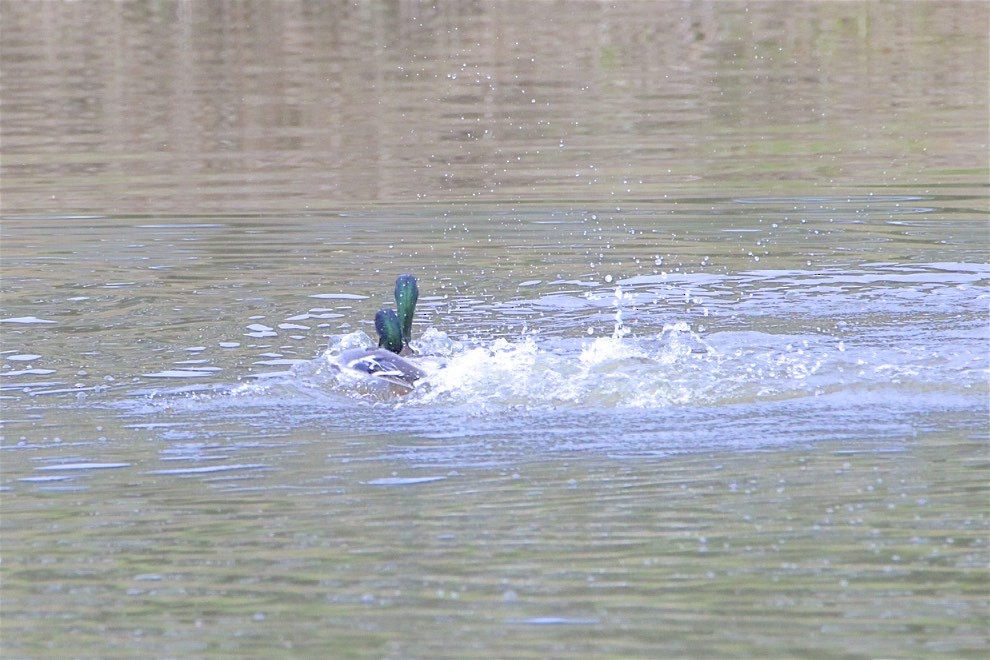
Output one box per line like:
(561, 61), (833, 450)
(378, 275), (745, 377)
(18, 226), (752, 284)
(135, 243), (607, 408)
(280, 310), (983, 413)
(98, 261), (986, 457)
(409, 326), (707, 408)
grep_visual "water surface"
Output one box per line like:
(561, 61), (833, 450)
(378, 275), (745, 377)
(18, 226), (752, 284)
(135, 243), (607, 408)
(2, 2), (988, 657)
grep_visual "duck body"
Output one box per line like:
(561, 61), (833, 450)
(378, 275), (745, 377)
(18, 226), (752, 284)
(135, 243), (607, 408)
(334, 347), (426, 391)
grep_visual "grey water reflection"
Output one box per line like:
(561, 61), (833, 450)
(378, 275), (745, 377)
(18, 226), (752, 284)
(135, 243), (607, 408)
(3, 1), (987, 213)
(2, 1), (988, 658)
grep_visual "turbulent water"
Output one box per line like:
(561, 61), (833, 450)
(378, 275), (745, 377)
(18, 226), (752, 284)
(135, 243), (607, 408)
(93, 259), (987, 470)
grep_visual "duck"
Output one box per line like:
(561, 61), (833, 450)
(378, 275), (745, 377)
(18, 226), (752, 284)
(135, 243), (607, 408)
(331, 275), (425, 391)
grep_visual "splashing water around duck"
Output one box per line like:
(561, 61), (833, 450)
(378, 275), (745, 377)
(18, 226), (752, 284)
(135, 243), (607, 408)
(610, 285), (631, 340)
(211, 260), (984, 422)
(305, 274), (756, 408)
(292, 269), (982, 412)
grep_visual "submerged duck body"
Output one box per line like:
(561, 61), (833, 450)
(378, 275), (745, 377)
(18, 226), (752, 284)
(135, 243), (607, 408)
(335, 347), (426, 391)
(330, 274), (426, 392)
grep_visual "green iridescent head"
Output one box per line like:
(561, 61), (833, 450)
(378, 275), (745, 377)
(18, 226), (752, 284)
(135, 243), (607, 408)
(374, 309), (403, 354)
(394, 274), (419, 345)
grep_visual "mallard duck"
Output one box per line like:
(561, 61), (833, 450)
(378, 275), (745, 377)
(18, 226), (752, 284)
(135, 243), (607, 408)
(332, 275), (425, 391)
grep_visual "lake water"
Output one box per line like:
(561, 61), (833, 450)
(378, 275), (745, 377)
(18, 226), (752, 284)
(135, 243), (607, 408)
(2, 2), (988, 657)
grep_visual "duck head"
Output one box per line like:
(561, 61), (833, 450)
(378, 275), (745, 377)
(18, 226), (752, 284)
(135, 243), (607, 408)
(394, 274), (419, 346)
(374, 309), (404, 354)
